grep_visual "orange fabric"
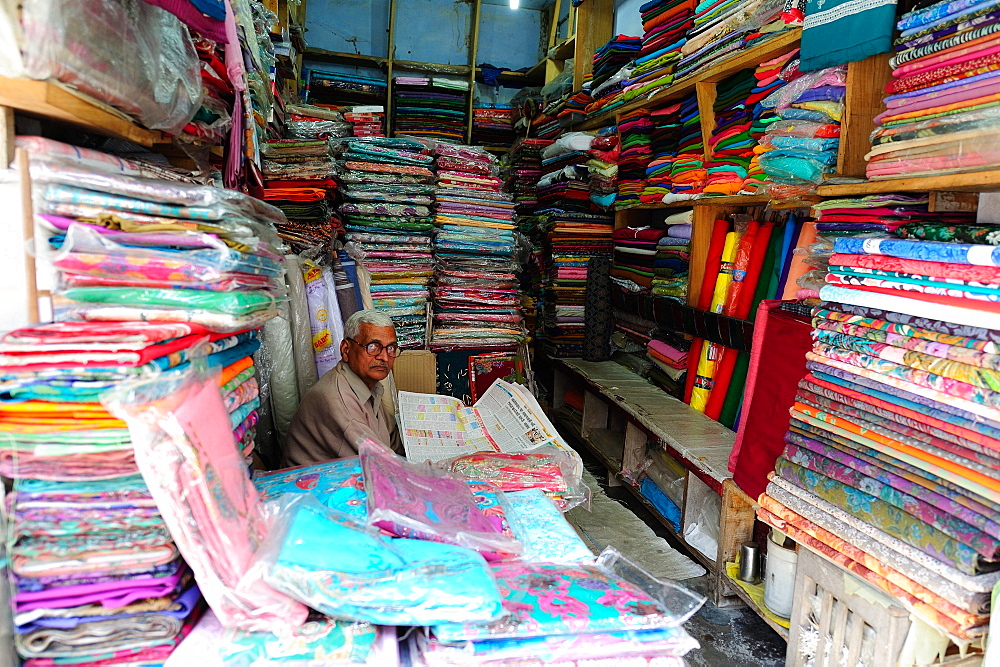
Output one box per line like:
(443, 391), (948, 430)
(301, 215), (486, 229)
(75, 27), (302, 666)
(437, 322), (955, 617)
(219, 356), (254, 386)
(641, 0), (697, 32)
(880, 91), (1000, 123)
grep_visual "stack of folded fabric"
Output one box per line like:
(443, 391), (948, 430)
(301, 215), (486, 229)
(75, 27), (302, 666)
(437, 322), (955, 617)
(472, 105), (516, 146)
(414, 560), (701, 665)
(758, 223), (1000, 649)
(653, 211), (693, 301)
(282, 104), (353, 141)
(759, 65), (846, 192)
(676, 0), (794, 80)
(308, 70), (387, 108)
(617, 109), (655, 207)
(344, 105), (386, 138)
(536, 139), (596, 213)
(0, 322), (203, 665)
(588, 131), (621, 210)
(644, 103), (683, 199)
(587, 68), (630, 118)
(557, 88), (596, 124)
(507, 139), (554, 216)
(592, 35), (642, 91)
(638, 0), (695, 75)
(741, 49), (798, 194)
(338, 137), (438, 349)
(393, 76), (470, 144)
(612, 226), (671, 291)
(799, 194), (976, 298)
(865, 0), (1000, 180)
(262, 139), (340, 252)
(667, 94), (707, 198)
(647, 335), (692, 397)
(431, 145), (525, 351)
(704, 69), (759, 196)
(541, 212), (616, 357)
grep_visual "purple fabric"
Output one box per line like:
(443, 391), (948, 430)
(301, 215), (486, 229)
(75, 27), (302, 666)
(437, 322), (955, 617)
(16, 584), (202, 633)
(884, 67), (1000, 103)
(15, 569), (188, 612)
(40, 215), (226, 249)
(884, 73), (1000, 111)
(141, 0), (227, 40)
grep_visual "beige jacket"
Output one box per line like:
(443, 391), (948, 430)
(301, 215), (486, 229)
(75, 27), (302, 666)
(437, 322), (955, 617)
(282, 361), (402, 467)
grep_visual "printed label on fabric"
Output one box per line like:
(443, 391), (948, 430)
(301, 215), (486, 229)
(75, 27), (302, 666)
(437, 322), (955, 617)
(313, 329), (332, 351)
(861, 238), (884, 254)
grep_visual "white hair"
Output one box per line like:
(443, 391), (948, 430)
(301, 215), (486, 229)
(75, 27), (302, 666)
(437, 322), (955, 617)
(344, 309), (396, 340)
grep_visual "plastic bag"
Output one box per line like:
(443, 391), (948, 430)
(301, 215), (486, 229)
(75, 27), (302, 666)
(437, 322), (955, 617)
(441, 445), (590, 511)
(760, 65), (847, 112)
(501, 489), (593, 564)
(765, 120), (841, 139)
(101, 365), (307, 634)
(432, 549), (706, 642)
(300, 257), (340, 379)
(19, 0), (201, 134)
(253, 494), (505, 626)
(360, 440), (522, 561)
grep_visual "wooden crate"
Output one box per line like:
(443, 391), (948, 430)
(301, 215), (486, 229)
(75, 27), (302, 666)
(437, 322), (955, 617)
(786, 548), (909, 667)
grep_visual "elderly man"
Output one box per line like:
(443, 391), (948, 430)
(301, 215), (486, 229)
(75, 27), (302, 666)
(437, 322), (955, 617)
(283, 309), (404, 466)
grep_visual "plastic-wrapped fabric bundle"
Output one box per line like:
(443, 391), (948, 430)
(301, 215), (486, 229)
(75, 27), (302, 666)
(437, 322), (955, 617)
(18, 0), (202, 134)
(259, 316), (300, 443)
(254, 494), (505, 626)
(360, 440), (521, 561)
(301, 257), (341, 379)
(102, 366), (308, 634)
(283, 254), (320, 398)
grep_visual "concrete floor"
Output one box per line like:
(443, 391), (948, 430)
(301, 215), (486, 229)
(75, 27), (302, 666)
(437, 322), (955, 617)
(582, 456), (788, 667)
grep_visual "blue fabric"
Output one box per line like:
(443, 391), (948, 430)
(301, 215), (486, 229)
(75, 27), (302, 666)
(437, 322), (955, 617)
(640, 477), (682, 531)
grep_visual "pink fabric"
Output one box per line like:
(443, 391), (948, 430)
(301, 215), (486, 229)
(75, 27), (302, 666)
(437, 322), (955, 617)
(647, 338), (687, 363)
(893, 39), (1000, 78)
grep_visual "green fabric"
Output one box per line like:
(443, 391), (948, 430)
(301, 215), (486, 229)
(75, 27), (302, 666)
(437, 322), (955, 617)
(750, 222), (782, 320)
(60, 287), (274, 316)
(719, 351), (750, 428)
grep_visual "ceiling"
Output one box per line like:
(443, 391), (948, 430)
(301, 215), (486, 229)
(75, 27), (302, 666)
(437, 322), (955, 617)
(481, 0), (554, 9)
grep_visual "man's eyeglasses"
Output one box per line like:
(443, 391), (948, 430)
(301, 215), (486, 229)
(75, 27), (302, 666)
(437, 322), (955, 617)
(347, 338), (401, 358)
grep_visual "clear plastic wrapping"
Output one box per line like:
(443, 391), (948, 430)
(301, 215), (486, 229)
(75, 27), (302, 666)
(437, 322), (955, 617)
(259, 315), (300, 443)
(283, 254), (320, 398)
(441, 445), (590, 511)
(253, 494), (505, 626)
(360, 440), (522, 561)
(20, 0), (202, 135)
(101, 365), (307, 634)
(760, 65), (847, 112)
(500, 489), (593, 564)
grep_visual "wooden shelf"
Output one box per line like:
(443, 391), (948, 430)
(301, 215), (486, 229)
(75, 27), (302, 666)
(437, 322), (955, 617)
(550, 36), (576, 61)
(0, 77), (164, 148)
(817, 170), (1000, 196)
(574, 29), (802, 131)
(723, 569), (791, 641)
(475, 68), (543, 87)
(303, 48), (388, 67)
(393, 59), (471, 76)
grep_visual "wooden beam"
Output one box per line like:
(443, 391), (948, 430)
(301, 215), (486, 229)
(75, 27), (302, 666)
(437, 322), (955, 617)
(572, 0), (613, 91)
(17, 149), (39, 324)
(817, 169), (1000, 196)
(1, 106), (13, 168)
(468, 0), (482, 144)
(695, 81), (717, 165)
(837, 53), (892, 178)
(302, 48), (387, 67)
(548, 0), (562, 49)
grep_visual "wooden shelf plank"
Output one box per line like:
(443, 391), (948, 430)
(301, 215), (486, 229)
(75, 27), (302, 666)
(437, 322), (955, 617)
(817, 170), (1000, 196)
(555, 358), (735, 493)
(615, 193), (819, 210)
(723, 569), (791, 641)
(572, 29), (801, 131)
(0, 78), (164, 147)
(303, 48), (388, 67)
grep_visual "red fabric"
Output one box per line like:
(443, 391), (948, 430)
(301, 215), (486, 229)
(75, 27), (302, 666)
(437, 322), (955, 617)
(729, 301), (813, 499)
(730, 221), (774, 319)
(704, 346), (736, 420)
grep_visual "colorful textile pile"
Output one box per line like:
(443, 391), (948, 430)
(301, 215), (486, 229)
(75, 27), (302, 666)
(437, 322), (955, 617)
(0, 323), (212, 664)
(588, 130), (621, 210)
(612, 226), (672, 291)
(30, 143), (285, 335)
(541, 213), (616, 357)
(647, 336), (692, 398)
(592, 35), (643, 90)
(653, 212), (694, 301)
(308, 70), (387, 108)
(393, 76), (470, 144)
(506, 139), (555, 216)
(472, 105), (516, 146)
(676, 0), (801, 80)
(624, 0), (693, 100)
(617, 109), (655, 206)
(344, 105), (386, 138)
(667, 94), (706, 198)
(759, 64), (845, 192)
(795, 194), (976, 300)
(431, 144), (524, 351)
(415, 560), (702, 665)
(338, 137), (438, 349)
(282, 104), (353, 141)
(643, 103), (682, 199)
(261, 139), (340, 252)
(704, 69), (759, 196)
(537, 139), (596, 213)
(865, 0), (1000, 179)
(741, 49), (798, 194)
(758, 222), (1000, 643)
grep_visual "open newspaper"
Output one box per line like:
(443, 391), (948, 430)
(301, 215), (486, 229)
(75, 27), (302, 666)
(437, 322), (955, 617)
(397, 380), (572, 464)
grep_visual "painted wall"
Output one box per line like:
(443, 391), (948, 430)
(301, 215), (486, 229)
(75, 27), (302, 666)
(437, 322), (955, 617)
(304, 0), (543, 68)
(614, 0), (644, 37)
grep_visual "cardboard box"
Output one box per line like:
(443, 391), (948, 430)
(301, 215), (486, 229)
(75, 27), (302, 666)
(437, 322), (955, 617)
(392, 350), (437, 394)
